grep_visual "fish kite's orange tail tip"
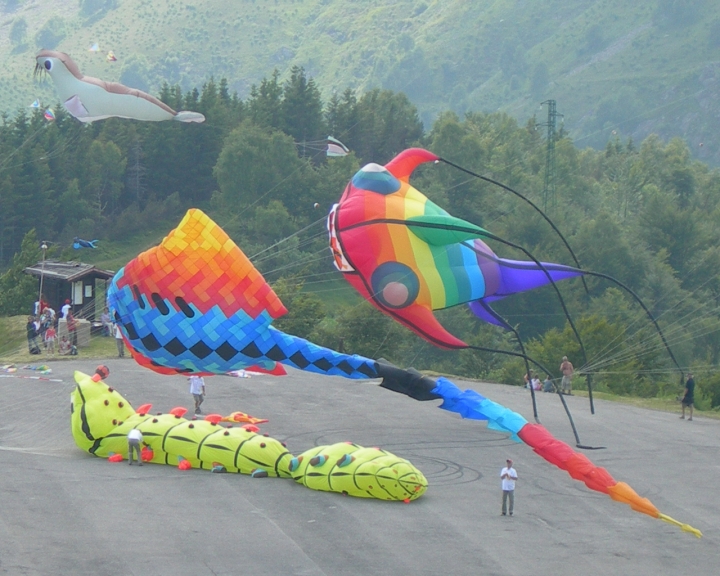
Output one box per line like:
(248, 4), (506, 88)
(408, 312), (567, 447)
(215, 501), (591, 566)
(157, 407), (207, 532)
(608, 482), (702, 538)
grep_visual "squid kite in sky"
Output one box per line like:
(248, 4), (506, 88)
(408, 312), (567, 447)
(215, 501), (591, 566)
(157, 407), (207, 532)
(34, 50), (205, 123)
(106, 209), (700, 535)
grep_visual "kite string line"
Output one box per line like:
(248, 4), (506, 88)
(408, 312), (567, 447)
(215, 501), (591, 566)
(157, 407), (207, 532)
(579, 248), (720, 371)
(249, 219), (327, 261)
(579, 260), (720, 373)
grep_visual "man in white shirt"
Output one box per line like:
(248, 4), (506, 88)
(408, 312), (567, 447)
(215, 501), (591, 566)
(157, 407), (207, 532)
(127, 428), (143, 466)
(189, 375), (206, 415)
(501, 458), (518, 516)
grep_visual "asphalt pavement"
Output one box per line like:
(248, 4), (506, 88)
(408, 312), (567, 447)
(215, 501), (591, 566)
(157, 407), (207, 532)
(1, 358), (718, 575)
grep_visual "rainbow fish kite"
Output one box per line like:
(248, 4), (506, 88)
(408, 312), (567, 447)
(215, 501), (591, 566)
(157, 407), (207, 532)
(327, 148), (582, 350)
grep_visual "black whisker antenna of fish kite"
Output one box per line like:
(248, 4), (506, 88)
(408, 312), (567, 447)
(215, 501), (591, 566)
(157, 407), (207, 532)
(436, 157), (591, 296)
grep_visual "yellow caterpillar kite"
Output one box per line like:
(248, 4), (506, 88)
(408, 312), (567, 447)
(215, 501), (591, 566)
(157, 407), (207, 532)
(70, 369), (427, 502)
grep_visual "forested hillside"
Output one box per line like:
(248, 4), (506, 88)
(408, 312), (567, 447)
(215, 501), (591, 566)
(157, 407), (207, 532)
(2, 1), (720, 162)
(1, 67), (719, 407)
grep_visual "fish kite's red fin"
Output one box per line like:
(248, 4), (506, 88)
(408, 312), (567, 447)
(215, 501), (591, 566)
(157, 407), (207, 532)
(385, 148), (438, 183)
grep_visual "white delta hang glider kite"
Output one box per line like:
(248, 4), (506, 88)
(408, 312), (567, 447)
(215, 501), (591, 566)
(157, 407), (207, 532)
(35, 50), (205, 124)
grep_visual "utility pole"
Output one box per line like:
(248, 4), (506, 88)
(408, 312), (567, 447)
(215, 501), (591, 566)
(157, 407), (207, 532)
(538, 100), (563, 211)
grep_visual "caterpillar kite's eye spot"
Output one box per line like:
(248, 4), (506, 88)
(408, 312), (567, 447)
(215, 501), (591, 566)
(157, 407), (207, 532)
(118, 421), (123, 426)
(188, 424), (194, 429)
(260, 443), (266, 448)
(104, 400), (109, 406)
(281, 442), (287, 447)
(44, 60), (52, 71)
(263, 433), (269, 437)
(108, 387), (114, 392)
(118, 402), (124, 407)
(112, 419), (117, 425)
(223, 431), (230, 436)
(152, 418), (158, 423)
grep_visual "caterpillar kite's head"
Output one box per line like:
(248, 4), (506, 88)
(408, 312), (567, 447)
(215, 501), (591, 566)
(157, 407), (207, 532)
(70, 371), (135, 452)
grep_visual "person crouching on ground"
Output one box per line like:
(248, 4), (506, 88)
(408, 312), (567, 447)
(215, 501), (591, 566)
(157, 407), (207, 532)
(127, 428), (143, 465)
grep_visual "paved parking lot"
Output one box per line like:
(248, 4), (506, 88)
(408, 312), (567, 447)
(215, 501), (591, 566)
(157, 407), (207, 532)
(1, 358), (718, 575)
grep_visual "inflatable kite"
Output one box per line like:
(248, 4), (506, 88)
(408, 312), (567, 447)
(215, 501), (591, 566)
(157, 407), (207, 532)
(328, 148), (684, 418)
(34, 51), (205, 123)
(105, 210), (700, 534)
(327, 136), (350, 157)
(70, 369), (427, 501)
(107, 209), (426, 391)
(73, 237), (98, 249)
(328, 148), (584, 350)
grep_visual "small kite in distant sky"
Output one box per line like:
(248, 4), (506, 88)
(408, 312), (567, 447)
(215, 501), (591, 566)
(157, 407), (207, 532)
(106, 51), (117, 62)
(89, 43), (100, 52)
(326, 136), (350, 157)
(73, 237), (98, 249)
(35, 50), (205, 123)
(43, 108), (55, 121)
(29, 100), (40, 108)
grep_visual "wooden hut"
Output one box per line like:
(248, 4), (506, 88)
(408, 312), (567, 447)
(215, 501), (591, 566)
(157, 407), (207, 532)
(23, 260), (116, 322)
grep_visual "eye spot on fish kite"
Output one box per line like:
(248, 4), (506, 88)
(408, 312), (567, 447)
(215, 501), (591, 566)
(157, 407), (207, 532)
(34, 50), (205, 124)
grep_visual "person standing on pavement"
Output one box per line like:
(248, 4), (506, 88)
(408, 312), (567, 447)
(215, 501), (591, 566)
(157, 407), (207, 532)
(560, 356), (574, 395)
(680, 373), (695, 421)
(189, 375), (206, 415)
(114, 323), (125, 357)
(501, 458), (518, 516)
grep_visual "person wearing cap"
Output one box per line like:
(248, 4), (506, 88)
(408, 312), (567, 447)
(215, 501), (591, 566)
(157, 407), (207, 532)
(500, 458), (518, 516)
(61, 299), (72, 319)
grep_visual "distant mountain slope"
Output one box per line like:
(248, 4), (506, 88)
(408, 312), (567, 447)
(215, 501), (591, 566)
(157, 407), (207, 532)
(2, 0), (720, 163)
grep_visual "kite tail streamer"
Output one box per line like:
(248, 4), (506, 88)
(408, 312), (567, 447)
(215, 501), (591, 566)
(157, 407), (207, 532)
(431, 377), (701, 538)
(265, 326), (379, 379)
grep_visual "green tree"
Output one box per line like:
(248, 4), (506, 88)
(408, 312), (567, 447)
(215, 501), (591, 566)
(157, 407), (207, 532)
(271, 276), (326, 339)
(0, 229), (42, 316)
(213, 120), (305, 210)
(281, 66), (325, 158)
(247, 70), (283, 130)
(10, 17), (27, 46)
(83, 140), (126, 218)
